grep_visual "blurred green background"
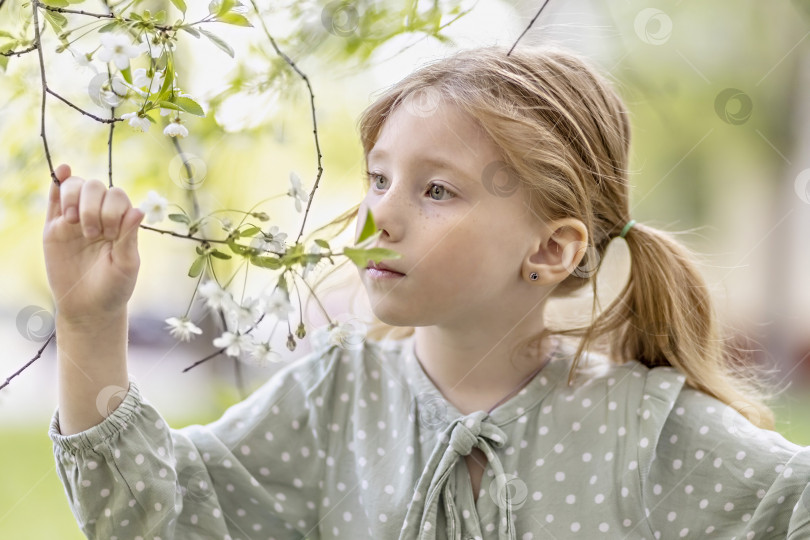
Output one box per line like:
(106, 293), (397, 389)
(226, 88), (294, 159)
(2, 0), (810, 537)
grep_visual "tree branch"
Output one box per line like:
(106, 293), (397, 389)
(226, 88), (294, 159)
(248, 0), (324, 245)
(507, 0), (552, 56)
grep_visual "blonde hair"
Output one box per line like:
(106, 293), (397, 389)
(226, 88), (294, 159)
(321, 44), (780, 429)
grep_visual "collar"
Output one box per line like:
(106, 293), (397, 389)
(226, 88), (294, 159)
(397, 335), (572, 540)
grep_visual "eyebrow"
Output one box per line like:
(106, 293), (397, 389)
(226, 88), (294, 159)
(367, 150), (474, 182)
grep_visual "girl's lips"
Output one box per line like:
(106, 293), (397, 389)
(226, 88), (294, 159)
(366, 267), (405, 279)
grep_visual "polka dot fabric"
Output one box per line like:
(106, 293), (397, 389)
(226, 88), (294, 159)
(49, 331), (810, 539)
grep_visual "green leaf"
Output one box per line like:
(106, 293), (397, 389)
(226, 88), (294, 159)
(215, 12), (252, 27)
(42, 10), (68, 34)
(168, 213), (190, 224)
(314, 239), (330, 249)
(240, 226), (261, 237)
(170, 0), (187, 15)
(211, 249), (232, 260)
(249, 255), (282, 269)
(356, 206), (378, 244)
(98, 21), (119, 33)
(198, 27), (234, 57)
(157, 100), (183, 112)
(226, 236), (249, 256)
(152, 54), (175, 104)
(188, 255), (206, 277)
(120, 65), (132, 84)
(0, 30), (16, 39)
(342, 247), (401, 269)
(180, 25), (200, 38)
(169, 95), (205, 116)
(209, 0), (236, 16)
(42, 0), (69, 7)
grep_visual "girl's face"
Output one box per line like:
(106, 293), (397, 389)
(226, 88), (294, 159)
(356, 94), (544, 331)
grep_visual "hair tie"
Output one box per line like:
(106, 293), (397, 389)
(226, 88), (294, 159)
(619, 219), (636, 239)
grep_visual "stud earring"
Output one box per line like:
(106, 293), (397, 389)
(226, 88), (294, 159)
(529, 272), (538, 281)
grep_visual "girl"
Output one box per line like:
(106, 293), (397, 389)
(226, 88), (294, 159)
(43, 44), (809, 539)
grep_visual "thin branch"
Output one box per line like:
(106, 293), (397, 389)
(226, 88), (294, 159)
(38, 5), (176, 32)
(248, 0), (324, 245)
(1, 43), (39, 57)
(0, 332), (55, 391)
(46, 88), (122, 123)
(32, 1), (58, 185)
(507, 0), (552, 56)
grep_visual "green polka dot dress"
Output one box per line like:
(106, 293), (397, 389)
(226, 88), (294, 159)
(50, 328), (810, 539)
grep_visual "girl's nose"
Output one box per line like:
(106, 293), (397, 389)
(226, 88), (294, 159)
(364, 184), (405, 242)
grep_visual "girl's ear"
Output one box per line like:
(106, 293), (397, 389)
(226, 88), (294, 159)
(523, 218), (589, 285)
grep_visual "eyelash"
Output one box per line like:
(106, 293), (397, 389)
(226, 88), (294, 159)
(363, 170), (456, 201)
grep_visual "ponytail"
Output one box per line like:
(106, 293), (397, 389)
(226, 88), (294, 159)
(551, 222), (780, 430)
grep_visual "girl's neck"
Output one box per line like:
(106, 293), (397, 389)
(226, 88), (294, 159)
(412, 327), (559, 416)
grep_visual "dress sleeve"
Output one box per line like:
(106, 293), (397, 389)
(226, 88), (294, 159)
(49, 341), (343, 540)
(642, 385), (810, 539)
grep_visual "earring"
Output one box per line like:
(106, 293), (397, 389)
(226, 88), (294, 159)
(529, 272), (538, 281)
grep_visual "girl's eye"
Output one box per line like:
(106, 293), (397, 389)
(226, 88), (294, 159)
(366, 171), (455, 201)
(427, 183), (454, 201)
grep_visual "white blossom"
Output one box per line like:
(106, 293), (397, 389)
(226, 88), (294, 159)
(164, 316), (203, 342)
(327, 319), (367, 351)
(139, 190), (168, 224)
(213, 331), (254, 358)
(287, 171), (309, 212)
(245, 341), (282, 367)
(250, 225), (287, 254)
(97, 33), (143, 70)
(68, 47), (98, 75)
(225, 296), (262, 333)
(121, 111), (151, 132)
(163, 120), (189, 138)
(132, 68), (164, 95)
(198, 280), (232, 311)
(259, 288), (293, 319)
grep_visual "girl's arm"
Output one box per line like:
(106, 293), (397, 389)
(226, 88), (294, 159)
(643, 387), (810, 537)
(43, 164), (143, 435)
(55, 312), (129, 435)
(50, 341), (340, 539)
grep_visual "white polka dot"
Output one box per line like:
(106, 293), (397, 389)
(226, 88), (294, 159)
(555, 471), (565, 481)
(570, 522), (580, 532)
(565, 494), (576, 504)
(599, 523), (609, 532)
(135, 454), (144, 465)
(379, 513), (387, 522)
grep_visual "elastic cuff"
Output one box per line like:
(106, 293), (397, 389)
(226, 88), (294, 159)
(49, 380), (143, 454)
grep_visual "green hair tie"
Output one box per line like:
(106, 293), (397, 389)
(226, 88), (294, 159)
(619, 219), (636, 239)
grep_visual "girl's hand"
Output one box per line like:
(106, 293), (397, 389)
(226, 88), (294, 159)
(43, 164), (146, 325)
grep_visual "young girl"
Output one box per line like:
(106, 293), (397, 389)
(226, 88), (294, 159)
(43, 44), (808, 539)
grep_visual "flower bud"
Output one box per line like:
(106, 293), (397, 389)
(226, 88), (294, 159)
(296, 322), (306, 339)
(286, 333), (297, 351)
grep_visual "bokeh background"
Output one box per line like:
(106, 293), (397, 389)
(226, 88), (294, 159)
(1, 0), (809, 537)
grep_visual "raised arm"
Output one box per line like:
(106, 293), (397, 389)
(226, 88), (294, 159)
(43, 163), (145, 434)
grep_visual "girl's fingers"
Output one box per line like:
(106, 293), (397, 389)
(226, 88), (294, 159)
(59, 176), (85, 225)
(100, 187), (131, 241)
(46, 164), (73, 222)
(77, 179), (107, 239)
